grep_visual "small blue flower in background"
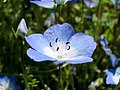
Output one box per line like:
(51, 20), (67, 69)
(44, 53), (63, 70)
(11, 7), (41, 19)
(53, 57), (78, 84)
(104, 67), (120, 85)
(25, 23), (96, 64)
(30, 0), (76, 9)
(0, 75), (21, 90)
(111, 0), (120, 4)
(99, 35), (112, 55)
(16, 18), (28, 38)
(84, 0), (98, 8)
(30, 0), (55, 9)
(99, 35), (118, 67)
(109, 54), (118, 67)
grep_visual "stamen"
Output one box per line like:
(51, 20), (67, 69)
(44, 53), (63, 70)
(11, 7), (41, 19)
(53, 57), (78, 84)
(66, 42), (70, 44)
(67, 46), (70, 50)
(56, 47), (59, 51)
(55, 38), (58, 43)
(49, 42), (52, 47)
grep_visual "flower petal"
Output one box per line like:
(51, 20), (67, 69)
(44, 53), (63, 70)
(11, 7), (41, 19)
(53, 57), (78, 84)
(109, 54), (118, 67)
(104, 69), (115, 76)
(27, 48), (56, 62)
(106, 76), (119, 85)
(25, 34), (50, 54)
(54, 56), (93, 64)
(64, 56), (93, 64)
(69, 33), (96, 57)
(16, 18), (28, 36)
(30, 0), (55, 8)
(44, 23), (75, 44)
(84, 0), (98, 8)
(115, 67), (120, 76)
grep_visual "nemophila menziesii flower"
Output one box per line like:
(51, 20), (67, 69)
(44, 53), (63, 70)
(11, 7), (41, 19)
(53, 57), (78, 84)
(30, 0), (75, 9)
(0, 75), (21, 90)
(104, 67), (120, 85)
(16, 18), (28, 38)
(100, 35), (118, 67)
(84, 0), (98, 8)
(99, 35), (112, 55)
(25, 23), (96, 64)
(109, 54), (118, 67)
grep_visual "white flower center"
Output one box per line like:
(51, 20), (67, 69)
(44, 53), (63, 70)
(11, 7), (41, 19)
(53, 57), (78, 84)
(44, 38), (77, 60)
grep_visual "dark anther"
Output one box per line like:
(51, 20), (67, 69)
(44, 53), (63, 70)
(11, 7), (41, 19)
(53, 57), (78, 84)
(49, 42), (52, 47)
(56, 47), (59, 51)
(67, 46), (70, 50)
(66, 42), (70, 44)
(55, 38), (58, 43)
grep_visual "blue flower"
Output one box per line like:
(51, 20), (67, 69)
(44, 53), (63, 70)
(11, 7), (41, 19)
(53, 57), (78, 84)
(84, 0), (98, 8)
(99, 35), (112, 55)
(16, 18), (28, 38)
(99, 35), (118, 67)
(104, 67), (120, 85)
(25, 23), (96, 64)
(109, 54), (118, 67)
(111, 0), (120, 4)
(30, 0), (74, 9)
(0, 75), (21, 90)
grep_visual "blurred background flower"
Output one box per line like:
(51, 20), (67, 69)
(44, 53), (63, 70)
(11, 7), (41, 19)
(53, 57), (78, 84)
(100, 35), (118, 67)
(104, 67), (120, 85)
(30, 0), (76, 8)
(0, 75), (21, 90)
(16, 18), (28, 38)
(84, 0), (98, 8)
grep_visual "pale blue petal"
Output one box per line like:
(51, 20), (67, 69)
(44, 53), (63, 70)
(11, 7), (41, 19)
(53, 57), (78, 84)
(99, 35), (108, 47)
(99, 35), (112, 55)
(115, 67), (120, 76)
(64, 56), (93, 64)
(102, 46), (112, 55)
(104, 69), (115, 76)
(55, 56), (93, 65)
(56, 0), (69, 4)
(109, 54), (118, 67)
(16, 18), (28, 35)
(106, 76), (119, 85)
(27, 48), (56, 62)
(30, 0), (55, 8)
(44, 23), (75, 44)
(84, 0), (98, 8)
(69, 33), (96, 57)
(25, 34), (49, 54)
(0, 75), (8, 82)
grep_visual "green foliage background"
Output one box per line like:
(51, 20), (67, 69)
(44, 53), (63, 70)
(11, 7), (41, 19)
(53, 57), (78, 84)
(0, 0), (120, 90)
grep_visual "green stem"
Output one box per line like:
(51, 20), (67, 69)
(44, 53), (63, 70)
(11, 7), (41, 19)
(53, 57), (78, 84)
(95, 0), (102, 38)
(21, 38), (29, 90)
(58, 64), (61, 90)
